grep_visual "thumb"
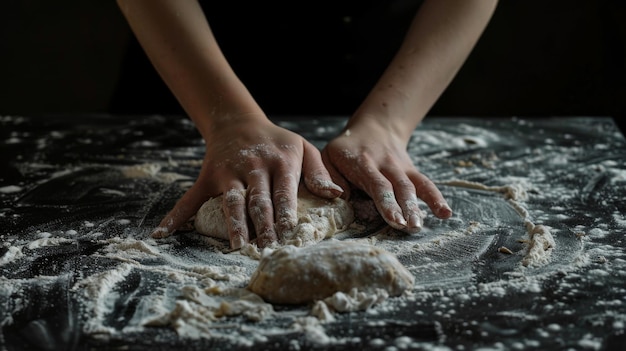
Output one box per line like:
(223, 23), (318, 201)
(151, 181), (212, 238)
(302, 141), (343, 199)
(320, 145), (351, 200)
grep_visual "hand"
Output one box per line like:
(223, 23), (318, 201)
(321, 117), (451, 232)
(152, 114), (342, 248)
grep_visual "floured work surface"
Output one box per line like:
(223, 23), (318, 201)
(1, 115), (625, 350)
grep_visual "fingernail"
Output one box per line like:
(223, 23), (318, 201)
(231, 235), (246, 250)
(393, 212), (407, 227)
(327, 182), (344, 193)
(311, 180), (344, 199)
(437, 203), (453, 218)
(256, 228), (277, 248)
(276, 215), (297, 236)
(318, 180), (344, 196)
(408, 213), (423, 229)
(151, 226), (170, 239)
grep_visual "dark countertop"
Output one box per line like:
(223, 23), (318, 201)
(1, 115), (625, 350)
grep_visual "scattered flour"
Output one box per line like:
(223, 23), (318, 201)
(0, 185), (22, 194)
(521, 222), (556, 267)
(146, 286), (274, 342)
(120, 163), (190, 183)
(0, 236), (74, 266)
(2, 117), (622, 350)
(312, 288), (389, 322)
(0, 246), (23, 266)
(438, 179), (528, 201)
(72, 263), (135, 336)
(438, 179), (555, 267)
(26, 237), (74, 250)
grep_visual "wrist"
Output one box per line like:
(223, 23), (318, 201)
(199, 109), (269, 140)
(185, 81), (267, 139)
(347, 105), (418, 144)
(343, 112), (404, 147)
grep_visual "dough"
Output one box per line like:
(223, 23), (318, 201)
(194, 186), (354, 246)
(248, 241), (415, 304)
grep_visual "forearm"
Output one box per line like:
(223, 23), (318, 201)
(117, 0), (263, 139)
(350, 0), (498, 141)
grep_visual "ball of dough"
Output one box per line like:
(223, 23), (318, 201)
(248, 241), (415, 304)
(194, 187), (354, 246)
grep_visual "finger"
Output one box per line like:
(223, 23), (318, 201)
(152, 181), (212, 239)
(247, 169), (277, 247)
(320, 147), (351, 200)
(359, 163), (407, 230)
(409, 171), (452, 219)
(381, 167), (425, 233)
(303, 142), (343, 199)
(272, 166), (299, 237)
(222, 184), (249, 249)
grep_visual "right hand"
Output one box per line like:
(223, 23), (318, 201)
(151, 114), (342, 249)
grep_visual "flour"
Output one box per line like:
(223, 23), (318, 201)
(0, 236), (73, 266)
(410, 220), (481, 253)
(120, 163), (162, 178)
(521, 222), (555, 267)
(312, 288), (389, 321)
(613, 213), (626, 228)
(101, 236), (161, 262)
(0, 185), (22, 194)
(0, 246), (23, 265)
(72, 262), (134, 336)
(120, 163), (190, 183)
(436, 179), (555, 268)
(147, 286), (274, 341)
(26, 232), (413, 346)
(64, 235), (271, 342)
(26, 236), (74, 250)
(409, 125), (500, 151)
(438, 179), (528, 201)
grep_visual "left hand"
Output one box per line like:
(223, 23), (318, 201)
(152, 116), (342, 248)
(321, 117), (452, 232)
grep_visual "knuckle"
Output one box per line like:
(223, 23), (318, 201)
(247, 169), (265, 179)
(420, 189), (438, 203)
(395, 179), (415, 191)
(367, 178), (391, 194)
(248, 191), (271, 209)
(413, 178), (433, 193)
(227, 216), (247, 236)
(256, 227), (277, 247)
(273, 190), (293, 207)
(224, 189), (246, 208)
(247, 189), (272, 225)
(377, 191), (398, 211)
(276, 217), (296, 236)
(404, 198), (421, 212)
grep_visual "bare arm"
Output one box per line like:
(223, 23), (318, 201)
(117, 0), (341, 248)
(116, 0), (259, 136)
(352, 0), (498, 138)
(323, 0), (498, 231)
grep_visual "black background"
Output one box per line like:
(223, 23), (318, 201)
(0, 0), (625, 132)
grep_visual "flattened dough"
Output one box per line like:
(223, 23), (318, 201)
(248, 241), (415, 304)
(194, 186), (354, 246)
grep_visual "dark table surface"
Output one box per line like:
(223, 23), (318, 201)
(1, 115), (625, 350)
